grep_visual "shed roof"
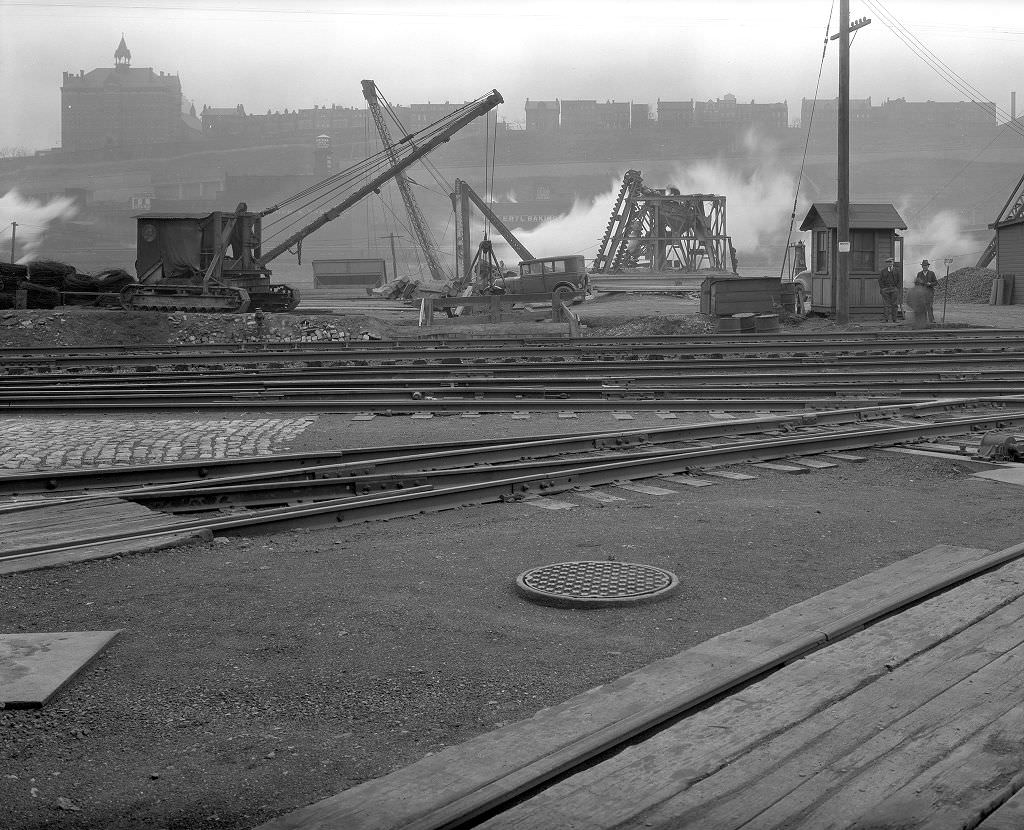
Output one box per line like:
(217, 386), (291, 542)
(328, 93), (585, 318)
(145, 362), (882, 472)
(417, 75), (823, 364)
(992, 215), (1024, 231)
(135, 212), (210, 220)
(800, 203), (907, 231)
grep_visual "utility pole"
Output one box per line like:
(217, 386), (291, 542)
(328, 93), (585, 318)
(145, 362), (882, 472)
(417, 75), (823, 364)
(379, 233), (401, 284)
(9, 221), (16, 263)
(832, 5), (870, 324)
(836, 0), (851, 324)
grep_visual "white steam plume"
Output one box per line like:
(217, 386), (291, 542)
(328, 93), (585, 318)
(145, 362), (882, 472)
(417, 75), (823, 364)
(901, 210), (988, 281)
(664, 160), (797, 257)
(0, 189), (78, 263)
(488, 131), (802, 271)
(487, 180), (624, 265)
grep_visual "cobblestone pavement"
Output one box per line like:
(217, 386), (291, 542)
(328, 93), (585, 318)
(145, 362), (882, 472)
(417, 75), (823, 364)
(0, 416), (318, 470)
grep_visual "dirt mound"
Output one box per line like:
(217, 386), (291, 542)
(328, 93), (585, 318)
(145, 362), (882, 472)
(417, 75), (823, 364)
(580, 314), (716, 337)
(0, 309), (399, 348)
(935, 267), (997, 304)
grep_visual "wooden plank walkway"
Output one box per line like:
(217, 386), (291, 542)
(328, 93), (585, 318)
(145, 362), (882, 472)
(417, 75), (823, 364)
(0, 497), (211, 574)
(259, 542), (1024, 830)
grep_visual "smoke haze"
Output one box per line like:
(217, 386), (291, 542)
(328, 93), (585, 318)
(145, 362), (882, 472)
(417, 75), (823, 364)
(0, 190), (78, 263)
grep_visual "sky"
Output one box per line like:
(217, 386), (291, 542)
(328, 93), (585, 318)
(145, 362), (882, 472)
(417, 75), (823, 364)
(1, 0), (1024, 152)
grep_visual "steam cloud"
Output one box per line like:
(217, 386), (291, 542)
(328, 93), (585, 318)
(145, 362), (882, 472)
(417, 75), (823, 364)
(901, 210), (987, 281)
(0, 189), (78, 263)
(487, 133), (802, 272)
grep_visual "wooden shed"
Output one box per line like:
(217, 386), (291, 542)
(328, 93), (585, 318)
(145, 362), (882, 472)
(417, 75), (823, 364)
(800, 203), (907, 317)
(991, 217), (1022, 303)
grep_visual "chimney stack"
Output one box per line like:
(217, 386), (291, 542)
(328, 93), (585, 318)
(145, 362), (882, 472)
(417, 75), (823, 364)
(1013, 91), (1017, 122)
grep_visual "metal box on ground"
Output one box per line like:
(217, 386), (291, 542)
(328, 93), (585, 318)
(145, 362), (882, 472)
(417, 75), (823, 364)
(700, 276), (782, 317)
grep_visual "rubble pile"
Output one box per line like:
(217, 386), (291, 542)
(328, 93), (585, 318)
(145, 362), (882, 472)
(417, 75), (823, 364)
(586, 314), (716, 337)
(166, 312), (389, 345)
(934, 267), (998, 304)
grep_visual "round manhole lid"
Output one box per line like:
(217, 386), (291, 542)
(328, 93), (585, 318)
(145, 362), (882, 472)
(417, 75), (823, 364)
(515, 560), (680, 609)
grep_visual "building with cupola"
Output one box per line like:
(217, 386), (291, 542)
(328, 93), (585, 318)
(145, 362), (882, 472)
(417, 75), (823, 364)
(60, 36), (200, 153)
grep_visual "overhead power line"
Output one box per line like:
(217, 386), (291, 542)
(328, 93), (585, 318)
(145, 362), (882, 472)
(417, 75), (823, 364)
(862, 0), (1024, 140)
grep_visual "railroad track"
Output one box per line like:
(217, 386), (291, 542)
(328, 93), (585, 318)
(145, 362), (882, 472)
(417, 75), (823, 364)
(5, 329), (1024, 370)
(4, 331), (1024, 411)
(3, 397), (1022, 570)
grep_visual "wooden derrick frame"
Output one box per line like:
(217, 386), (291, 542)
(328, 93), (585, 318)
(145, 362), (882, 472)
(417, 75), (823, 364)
(592, 170), (738, 274)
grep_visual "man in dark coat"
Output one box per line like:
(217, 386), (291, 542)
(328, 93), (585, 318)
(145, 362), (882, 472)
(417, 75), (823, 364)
(878, 256), (901, 322)
(914, 259), (938, 323)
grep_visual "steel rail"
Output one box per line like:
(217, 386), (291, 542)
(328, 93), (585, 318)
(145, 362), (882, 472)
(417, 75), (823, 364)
(5, 405), (1024, 561)
(2, 395), (1015, 499)
(0, 392), (944, 412)
(8, 399), (1002, 497)
(38, 410), (1018, 514)
(6, 354), (1024, 385)
(1, 379), (1022, 411)
(6, 366), (1024, 395)
(2, 327), (1024, 357)
(4, 334), (1024, 369)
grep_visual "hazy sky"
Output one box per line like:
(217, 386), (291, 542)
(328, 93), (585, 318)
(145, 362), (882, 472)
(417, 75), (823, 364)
(1, 0), (1023, 152)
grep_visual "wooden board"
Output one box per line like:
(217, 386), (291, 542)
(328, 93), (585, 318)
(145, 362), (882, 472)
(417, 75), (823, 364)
(256, 544), (999, 830)
(0, 498), (195, 549)
(487, 568), (1024, 828)
(0, 529), (212, 575)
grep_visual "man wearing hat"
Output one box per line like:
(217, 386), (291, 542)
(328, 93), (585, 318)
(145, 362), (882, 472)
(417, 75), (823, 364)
(914, 259), (939, 323)
(878, 256), (901, 322)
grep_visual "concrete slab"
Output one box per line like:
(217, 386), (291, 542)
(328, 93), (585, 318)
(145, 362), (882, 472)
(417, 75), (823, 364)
(573, 487), (626, 503)
(0, 630), (120, 708)
(523, 497), (577, 510)
(973, 467), (1024, 486)
(614, 482), (678, 496)
(752, 462), (811, 474)
(658, 475), (716, 487)
(703, 469), (758, 480)
(788, 457), (839, 470)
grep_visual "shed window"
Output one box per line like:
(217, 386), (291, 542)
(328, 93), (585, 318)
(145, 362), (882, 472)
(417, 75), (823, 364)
(814, 230), (829, 274)
(851, 230), (876, 271)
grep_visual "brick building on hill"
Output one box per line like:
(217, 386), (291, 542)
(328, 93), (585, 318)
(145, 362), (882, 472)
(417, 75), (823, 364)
(61, 36), (200, 153)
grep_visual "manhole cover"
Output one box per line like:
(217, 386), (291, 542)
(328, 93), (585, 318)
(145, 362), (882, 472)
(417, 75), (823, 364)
(515, 560), (680, 609)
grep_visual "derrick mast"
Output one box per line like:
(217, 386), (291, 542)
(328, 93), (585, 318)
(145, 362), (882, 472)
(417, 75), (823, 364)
(362, 79), (451, 283)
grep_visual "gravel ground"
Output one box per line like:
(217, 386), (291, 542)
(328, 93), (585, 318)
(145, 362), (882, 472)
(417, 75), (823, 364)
(2, 297), (1024, 829)
(2, 420), (1024, 830)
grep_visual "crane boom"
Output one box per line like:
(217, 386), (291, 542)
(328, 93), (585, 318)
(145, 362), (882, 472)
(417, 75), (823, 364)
(256, 89), (503, 267)
(362, 80), (450, 283)
(455, 179), (535, 263)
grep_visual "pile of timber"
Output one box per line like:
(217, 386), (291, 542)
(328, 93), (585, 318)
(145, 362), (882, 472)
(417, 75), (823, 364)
(372, 277), (461, 303)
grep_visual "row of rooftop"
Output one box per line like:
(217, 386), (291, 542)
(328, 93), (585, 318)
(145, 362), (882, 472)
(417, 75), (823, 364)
(57, 38), (1001, 155)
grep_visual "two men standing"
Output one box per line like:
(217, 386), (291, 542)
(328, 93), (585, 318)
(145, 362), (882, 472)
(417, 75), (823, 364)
(877, 257), (939, 325)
